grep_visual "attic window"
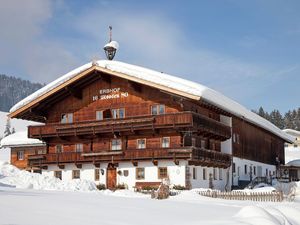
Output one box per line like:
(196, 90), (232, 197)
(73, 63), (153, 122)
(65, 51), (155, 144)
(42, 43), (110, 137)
(61, 113), (73, 123)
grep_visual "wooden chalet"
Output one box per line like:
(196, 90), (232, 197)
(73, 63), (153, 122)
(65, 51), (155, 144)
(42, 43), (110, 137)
(8, 60), (293, 190)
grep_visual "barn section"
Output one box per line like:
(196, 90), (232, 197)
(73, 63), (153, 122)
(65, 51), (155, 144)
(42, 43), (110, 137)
(0, 131), (46, 171)
(8, 60), (294, 190)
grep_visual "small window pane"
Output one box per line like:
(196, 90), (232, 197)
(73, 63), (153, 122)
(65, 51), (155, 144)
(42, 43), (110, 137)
(137, 139), (146, 149)
(17, 151), (24, 160)
(95, 169), (100, 181)
(119, 108), (125, 118)
(213, 168), (217, 180)
(111, 139), (122, 150)
(192, 167), (197, 180)
(56, 145), (63, 153)
(72, 170), (80, 179)
(96, 111), (103, 120)
(203, 168), (206, 180)
(151, 105), (158, 115)
(158, 167), (168, 179)
(123, 170), (129, 177)
(112, 109), (118, 119)
(136, 168), (145, 180)
(54, 171), (62, 180)
(159, 105), (165, 114)
(75, 144), (83, 152)
(162, 137), (170, 148)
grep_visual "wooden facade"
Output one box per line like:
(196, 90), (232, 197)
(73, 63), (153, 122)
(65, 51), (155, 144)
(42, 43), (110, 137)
(8, 66), (288, 189)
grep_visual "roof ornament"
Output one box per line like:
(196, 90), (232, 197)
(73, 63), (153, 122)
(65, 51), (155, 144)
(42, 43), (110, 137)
(103, 26), (119, 60)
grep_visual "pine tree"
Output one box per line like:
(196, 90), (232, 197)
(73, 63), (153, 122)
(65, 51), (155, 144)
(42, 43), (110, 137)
(258, 106), (265, 118)
(4, 118), (11, 137)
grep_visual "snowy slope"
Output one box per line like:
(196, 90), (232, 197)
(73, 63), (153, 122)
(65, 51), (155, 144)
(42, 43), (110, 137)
(9, 60), (294, 143)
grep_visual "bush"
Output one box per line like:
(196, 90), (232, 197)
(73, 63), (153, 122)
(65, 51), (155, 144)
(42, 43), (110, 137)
(116, 183), (126, 190)
(172, 185), (186, 190)
(142, 186), (159, 191)
(96, 184), (106, 190)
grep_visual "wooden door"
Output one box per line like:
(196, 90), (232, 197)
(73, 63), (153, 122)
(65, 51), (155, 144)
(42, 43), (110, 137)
(106, 167), (117, 190)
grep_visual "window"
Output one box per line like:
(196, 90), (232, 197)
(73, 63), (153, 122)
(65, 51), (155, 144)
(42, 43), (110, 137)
(95, 169), (100, 181)
(253, 166), (256, 176)
(111, 108), (125, 119)
(201, 140), (206, 148)
(192, 138), (196, 147)
(213, 168), (217, 180)
(192, 167), (197, 180)
(137, 139), (146, 149)
(136, 168), (145, 180)
(203, 168), (207, 180)
(266, 168), (268, 176)
(17, 151), (24, 160)
(244, 165), (247, 175)
(232, 163), (236, 173)
(151, 104), (165, 115)
(123, 170), (129, 177)
(61, 113), (73, 123)
(161, 137), (170, 148)
(211, 142), (216, 150)
(111, 139), (122, 150)
(219, 168), (222, 180)
(158, 167), (168, 179)
(54, 171), (62, 180)
(72, 170), (80, 179)
(96, 111), (103, 120)
(56, 145), (63, 153)
(237, 134), (240, 144)
(75, 143), (83, 152)
(233, 133), (236, 143)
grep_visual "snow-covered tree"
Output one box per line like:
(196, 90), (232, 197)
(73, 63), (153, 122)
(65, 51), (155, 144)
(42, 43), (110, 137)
(4, 118), (11, 137)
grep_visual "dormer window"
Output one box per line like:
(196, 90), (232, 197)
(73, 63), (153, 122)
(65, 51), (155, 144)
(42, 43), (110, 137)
(151, 104), (165, 115)
(61, 113), (73, 123)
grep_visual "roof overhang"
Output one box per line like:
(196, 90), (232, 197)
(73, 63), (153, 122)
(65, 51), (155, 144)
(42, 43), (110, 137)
(9, 65), (200, 120)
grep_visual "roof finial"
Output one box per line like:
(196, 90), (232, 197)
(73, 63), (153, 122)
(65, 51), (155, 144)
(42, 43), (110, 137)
(103, 26), (119, 60)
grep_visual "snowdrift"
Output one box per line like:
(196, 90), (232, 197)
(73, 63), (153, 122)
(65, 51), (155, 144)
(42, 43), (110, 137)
(0, 161), (97, 191)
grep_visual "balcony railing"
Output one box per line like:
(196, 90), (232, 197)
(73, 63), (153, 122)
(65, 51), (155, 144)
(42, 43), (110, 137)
(28, 147), (231, 168)
(28, 111), (231, 140)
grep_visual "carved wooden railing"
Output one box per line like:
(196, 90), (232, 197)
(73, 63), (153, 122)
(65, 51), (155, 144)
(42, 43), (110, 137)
(28, 111), (231, 140)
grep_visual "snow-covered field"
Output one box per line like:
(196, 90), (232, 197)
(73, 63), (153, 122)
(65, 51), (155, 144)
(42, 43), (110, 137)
(0, 161), (300, 225)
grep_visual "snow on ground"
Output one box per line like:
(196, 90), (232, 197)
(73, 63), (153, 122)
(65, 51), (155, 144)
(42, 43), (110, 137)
(0, 161), (300, 225)
(0, 161), (97, 191)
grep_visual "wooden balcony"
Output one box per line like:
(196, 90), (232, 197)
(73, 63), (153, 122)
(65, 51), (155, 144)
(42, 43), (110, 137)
(28, 147), (231, 169)
(28, 111), (231, 140)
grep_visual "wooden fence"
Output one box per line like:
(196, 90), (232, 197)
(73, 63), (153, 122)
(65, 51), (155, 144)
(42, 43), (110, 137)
(197, 190), (283, 202)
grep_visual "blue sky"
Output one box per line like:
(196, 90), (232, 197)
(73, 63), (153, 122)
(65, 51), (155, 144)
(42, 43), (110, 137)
(0, 0), (299, 113)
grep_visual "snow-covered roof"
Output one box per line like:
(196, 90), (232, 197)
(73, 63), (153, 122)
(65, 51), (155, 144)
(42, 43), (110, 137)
(286, 159), (300, 167)
(0, 131), (45, 148)
(283, 129), (300, 137)
(9, 60), (294, 143)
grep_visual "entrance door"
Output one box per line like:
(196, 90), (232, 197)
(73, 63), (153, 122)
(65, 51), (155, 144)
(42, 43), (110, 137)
(106, 166), (117, 190)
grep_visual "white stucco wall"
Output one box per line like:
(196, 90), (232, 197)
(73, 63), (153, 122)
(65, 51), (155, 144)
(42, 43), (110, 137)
(232, 157), (276, 186)
(189, 166), (230, 191)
